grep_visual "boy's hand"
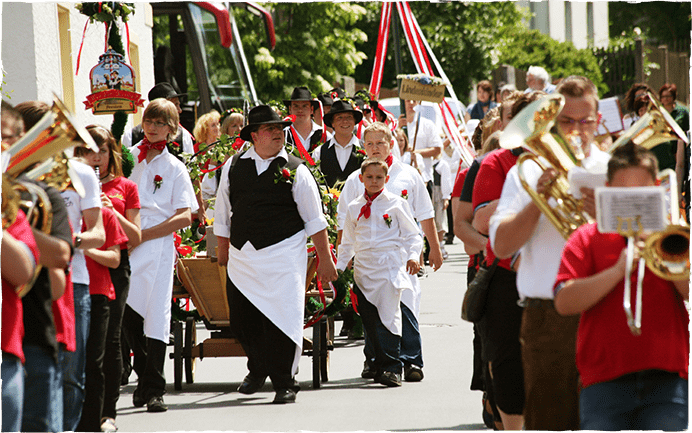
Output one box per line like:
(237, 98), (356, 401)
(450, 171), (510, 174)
(406, 259), (420, 275)
(580, 187), (596, 218)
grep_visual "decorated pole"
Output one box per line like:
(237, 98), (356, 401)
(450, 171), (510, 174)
(391, 8), (406, 118)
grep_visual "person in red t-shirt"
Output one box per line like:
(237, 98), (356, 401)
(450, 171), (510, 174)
(2, 209), (40, 432)
(81, 125), (141, 431)
(554, 143), (689, 430)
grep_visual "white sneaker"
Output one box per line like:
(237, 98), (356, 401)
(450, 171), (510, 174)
(101, 418), (117, 432)
(441, 246), (449, 260)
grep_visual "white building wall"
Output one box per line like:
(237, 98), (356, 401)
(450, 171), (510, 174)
(1, 2), (154, 130)
(517, 0), (609, 49)
(571, 2), (588, 49)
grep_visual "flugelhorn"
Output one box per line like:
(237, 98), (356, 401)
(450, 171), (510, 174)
(608, 92), (689, 153)
(500, 94), (590, 240)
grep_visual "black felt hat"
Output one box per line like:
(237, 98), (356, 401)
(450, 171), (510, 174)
(239, 105), (292, 142)
(322, 99), (363, 128)
(317, 92), (334, 107)
(283, 86), (320, 111)
(148, 82), (186, 101)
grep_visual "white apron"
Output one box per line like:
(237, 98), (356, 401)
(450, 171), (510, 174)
(354, 247), (412, 336)
(127, 233), (175, 343)
(227, 230), (308, 375)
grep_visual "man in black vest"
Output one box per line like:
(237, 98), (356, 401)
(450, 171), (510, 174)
(214, 105), (337, 404)
(312, 99), (364, 188)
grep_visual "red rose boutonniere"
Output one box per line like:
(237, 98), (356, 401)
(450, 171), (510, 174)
(153, 175), (163, 193)
(401, 189), (408, 200)
(383, 214), (392, 228)
(275, 166), (296, 184)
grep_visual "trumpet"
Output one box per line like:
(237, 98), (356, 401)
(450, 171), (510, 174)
(620, 169), (689, 336)
(500, 94), (591, 240)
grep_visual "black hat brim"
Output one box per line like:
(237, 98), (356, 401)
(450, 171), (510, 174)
(283, 100), (321, 111)
(323, 110), (363, 128)
(239, 120), (292, 142)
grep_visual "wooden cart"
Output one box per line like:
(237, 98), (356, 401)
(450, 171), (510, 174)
(171, 254), (332, 390)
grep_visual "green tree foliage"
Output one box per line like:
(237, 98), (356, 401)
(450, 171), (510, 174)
(235, 2), (368, 101)
(609, 2), (691, 51)
(497, 28), (607, 96)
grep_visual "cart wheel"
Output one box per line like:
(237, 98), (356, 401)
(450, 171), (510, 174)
(184, 316), (196, 384)
(173, 321), (183, 391)
(312, 319), (321, 389)
(320, 317), (330, 382)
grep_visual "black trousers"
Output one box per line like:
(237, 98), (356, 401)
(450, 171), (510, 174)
(103, 250), (130, 419)
(226, 276), (299, 391)
(77, 294), (110, 432)
(122, 306), (167, 400)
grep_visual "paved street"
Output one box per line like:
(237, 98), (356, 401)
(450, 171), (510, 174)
(116, 240), (488, 432)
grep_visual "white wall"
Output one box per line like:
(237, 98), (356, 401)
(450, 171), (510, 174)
(1, 2), (154, 130)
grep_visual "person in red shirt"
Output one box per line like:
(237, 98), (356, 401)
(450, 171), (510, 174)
(81, 125), (141, 432)
(554, 143), (689, 430)
(2, 209), (40, 432)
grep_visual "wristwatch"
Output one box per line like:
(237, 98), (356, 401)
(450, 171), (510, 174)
(73, 235), (82, 249)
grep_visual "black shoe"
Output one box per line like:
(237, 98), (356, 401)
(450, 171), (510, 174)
(146, 396), (168, 412)
(272, 388), (297, 404)
(133, 388), (146, 408)
(237, 374), (266, 395)
(404, 364), (424, 382)
(378, 371), (402, 387)
(361, 362), (376, 379)
(445, 238), (454, 245)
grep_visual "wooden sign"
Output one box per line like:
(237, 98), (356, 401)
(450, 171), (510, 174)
(399, 78), (445, 104)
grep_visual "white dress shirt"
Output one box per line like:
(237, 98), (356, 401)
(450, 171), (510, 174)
(406, 111), (443, 183)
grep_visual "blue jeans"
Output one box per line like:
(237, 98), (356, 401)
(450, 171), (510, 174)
(580, 370), (688, 430)
(22, 345), (61, 432)
(61, 282), (90, 431)
(399, 302), (423, 368)
(354, 287), (402, 375)
(2, 353), (23, 432)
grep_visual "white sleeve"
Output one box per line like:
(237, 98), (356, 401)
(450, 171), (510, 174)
(75, 161), (102, 211)
(336, 173), (360, 230)
(440, 161), (453, 199)
(406, 167), (435, 221)
(336, 205), (356, 272)
(397, 199), (424, 261)
(182, 128), (195, 155)
(488, 165), (533, 251)
(312, 145), (322, 163)
(292, 164), (328, 237)
(171, 161), (199, 213)
(213, 160), (233, 238)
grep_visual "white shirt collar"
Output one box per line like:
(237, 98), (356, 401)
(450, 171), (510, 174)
(240, 145), (289, 162)
(328, 134), (359, 149)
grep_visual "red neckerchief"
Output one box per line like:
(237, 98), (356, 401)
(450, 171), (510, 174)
(385, 153), (393, 167)
(357, 190), (383, 221)
(137, 137), (167, 163)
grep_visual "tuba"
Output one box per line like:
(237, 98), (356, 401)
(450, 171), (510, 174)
(500, 94), (591, 240)
(3, 95), (96, 297)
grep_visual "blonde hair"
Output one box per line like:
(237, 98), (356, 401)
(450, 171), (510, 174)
(193, 110), (220, 143)
(480, 130), (502, 156)
(221, 112), (244, 136)
(142, 99), (179, 141)
(363, 122), (392, 143)
(394, 127), (409, 152)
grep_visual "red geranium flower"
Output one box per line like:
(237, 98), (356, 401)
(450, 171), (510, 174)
(153, 175), (163, 193)
(174, 232), (182, 248)
(232, 137), (245, 150)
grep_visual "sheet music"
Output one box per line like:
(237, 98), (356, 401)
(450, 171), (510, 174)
(598, 97), (624, 135)
(595, 186), (667, 234)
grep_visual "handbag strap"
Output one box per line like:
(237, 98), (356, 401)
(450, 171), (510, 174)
(486, 257), (500, 271)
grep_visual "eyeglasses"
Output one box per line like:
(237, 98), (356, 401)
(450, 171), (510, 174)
(557, 117), (598, 127)
(660, 94), (674, 99)
(143, 119), (168, 128)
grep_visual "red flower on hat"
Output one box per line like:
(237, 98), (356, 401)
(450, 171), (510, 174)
(153, 175), (163, 193)
(383, 214), (392, 228)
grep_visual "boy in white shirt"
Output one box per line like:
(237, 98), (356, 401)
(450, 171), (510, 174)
(337, 159), (423, 387)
